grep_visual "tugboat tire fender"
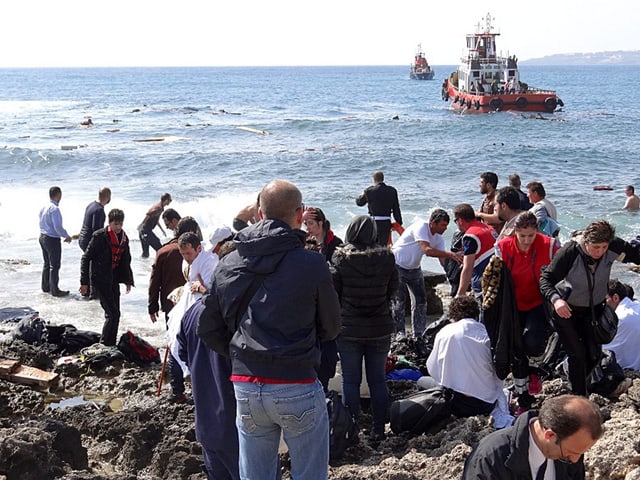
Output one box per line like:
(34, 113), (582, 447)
(489, 98), (504, 111)
(544, 97), (558, 112)
(474, 100), (480, 110)
(557, 98), (564, 107)
(454, 96), (459, 104)
(515, 97), (528, 109)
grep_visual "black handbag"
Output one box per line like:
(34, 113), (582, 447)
(590, 303), (619, 345)
(583, 256), (618, 344)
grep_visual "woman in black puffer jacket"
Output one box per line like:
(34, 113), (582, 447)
(331, 215), (398, 441)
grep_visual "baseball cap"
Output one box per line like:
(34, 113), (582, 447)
(208, 226), (233, 249)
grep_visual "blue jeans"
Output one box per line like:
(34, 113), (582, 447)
(233, 380), (329, 480)
(392, 266), (427, 337)
(337, 335), (391, 436)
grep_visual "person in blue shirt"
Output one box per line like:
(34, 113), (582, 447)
(38, 186), (72, 297)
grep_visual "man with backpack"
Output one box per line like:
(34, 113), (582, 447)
(198, 179), (340, 480)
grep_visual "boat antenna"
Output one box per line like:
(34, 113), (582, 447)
(481, 12), (494, 33)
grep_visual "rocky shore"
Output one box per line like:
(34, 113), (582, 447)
(2, 331), (640, 480)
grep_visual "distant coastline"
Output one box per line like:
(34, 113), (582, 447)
(522, 50), (640, 66)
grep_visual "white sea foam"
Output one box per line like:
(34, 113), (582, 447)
(1, 65), (640, 346)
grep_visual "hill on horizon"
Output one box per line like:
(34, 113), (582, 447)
(522, 50), (640, 65)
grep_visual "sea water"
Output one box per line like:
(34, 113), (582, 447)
(1, 65), (639, 346)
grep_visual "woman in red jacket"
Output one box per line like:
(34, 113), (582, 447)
(496, 211), (558, 409)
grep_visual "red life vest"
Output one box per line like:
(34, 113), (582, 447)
(108, 226), (127, 270)
(464, 221), (498, 268)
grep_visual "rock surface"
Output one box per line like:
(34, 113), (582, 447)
(1, 338), (640, 480)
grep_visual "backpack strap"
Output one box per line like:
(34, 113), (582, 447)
(234, 273), (267, 330)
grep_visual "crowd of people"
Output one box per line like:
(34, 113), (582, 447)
(35, 171), (640, 479)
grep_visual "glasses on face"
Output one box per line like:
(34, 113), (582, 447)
(297, 202), (305, 211)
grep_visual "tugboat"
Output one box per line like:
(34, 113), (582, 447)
(442, 13), (563, 113)
(410, 44), (435, 80)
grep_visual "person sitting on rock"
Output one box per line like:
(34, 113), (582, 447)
(420, 296), (505, 418)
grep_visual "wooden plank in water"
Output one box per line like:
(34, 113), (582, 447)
(236, 126), (269, 135)
(133, 137), (167, 142)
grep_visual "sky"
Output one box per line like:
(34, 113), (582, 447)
(1, 0), (637, 68)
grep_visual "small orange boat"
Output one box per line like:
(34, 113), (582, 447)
(410, 44), (435, 80)
(442, 13), (563, 114)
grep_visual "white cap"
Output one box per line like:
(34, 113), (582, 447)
(208, 226), (233, 249)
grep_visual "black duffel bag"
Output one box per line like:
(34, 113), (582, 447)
(390, 386), (453, 435)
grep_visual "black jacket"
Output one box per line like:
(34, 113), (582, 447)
(540, 236), (637, 308)
(80, 227), (134, 289)
(462, 410), (586, 479)
(197, 219), (341, 381)
(482, 257), (526, 380)
(331, 216), (398, 338)
(356, 182), (402, 225)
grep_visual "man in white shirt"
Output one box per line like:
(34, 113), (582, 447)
(167, 231), (217, 394)
(391, 209), (461, 338)
(603, 280), (640, 370)
(527, 181), (559, 237)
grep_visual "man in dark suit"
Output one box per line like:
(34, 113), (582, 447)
(356, 170), (402, 245)
(463, 395), (603, 480)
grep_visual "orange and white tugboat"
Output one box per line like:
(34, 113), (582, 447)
(442, 13), (563, 113)
(410, 44), (435, 80)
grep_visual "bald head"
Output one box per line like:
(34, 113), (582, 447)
(259, 180), (303, 228)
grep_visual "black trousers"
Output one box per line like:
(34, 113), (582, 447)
(374, 219), (392, 246)
(97, 281), (122, 346)
(139, 229), (162, 257)
(39, 234), (62, 293)
(451, 391), (494, 417)
(553, 305), (602, 396)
